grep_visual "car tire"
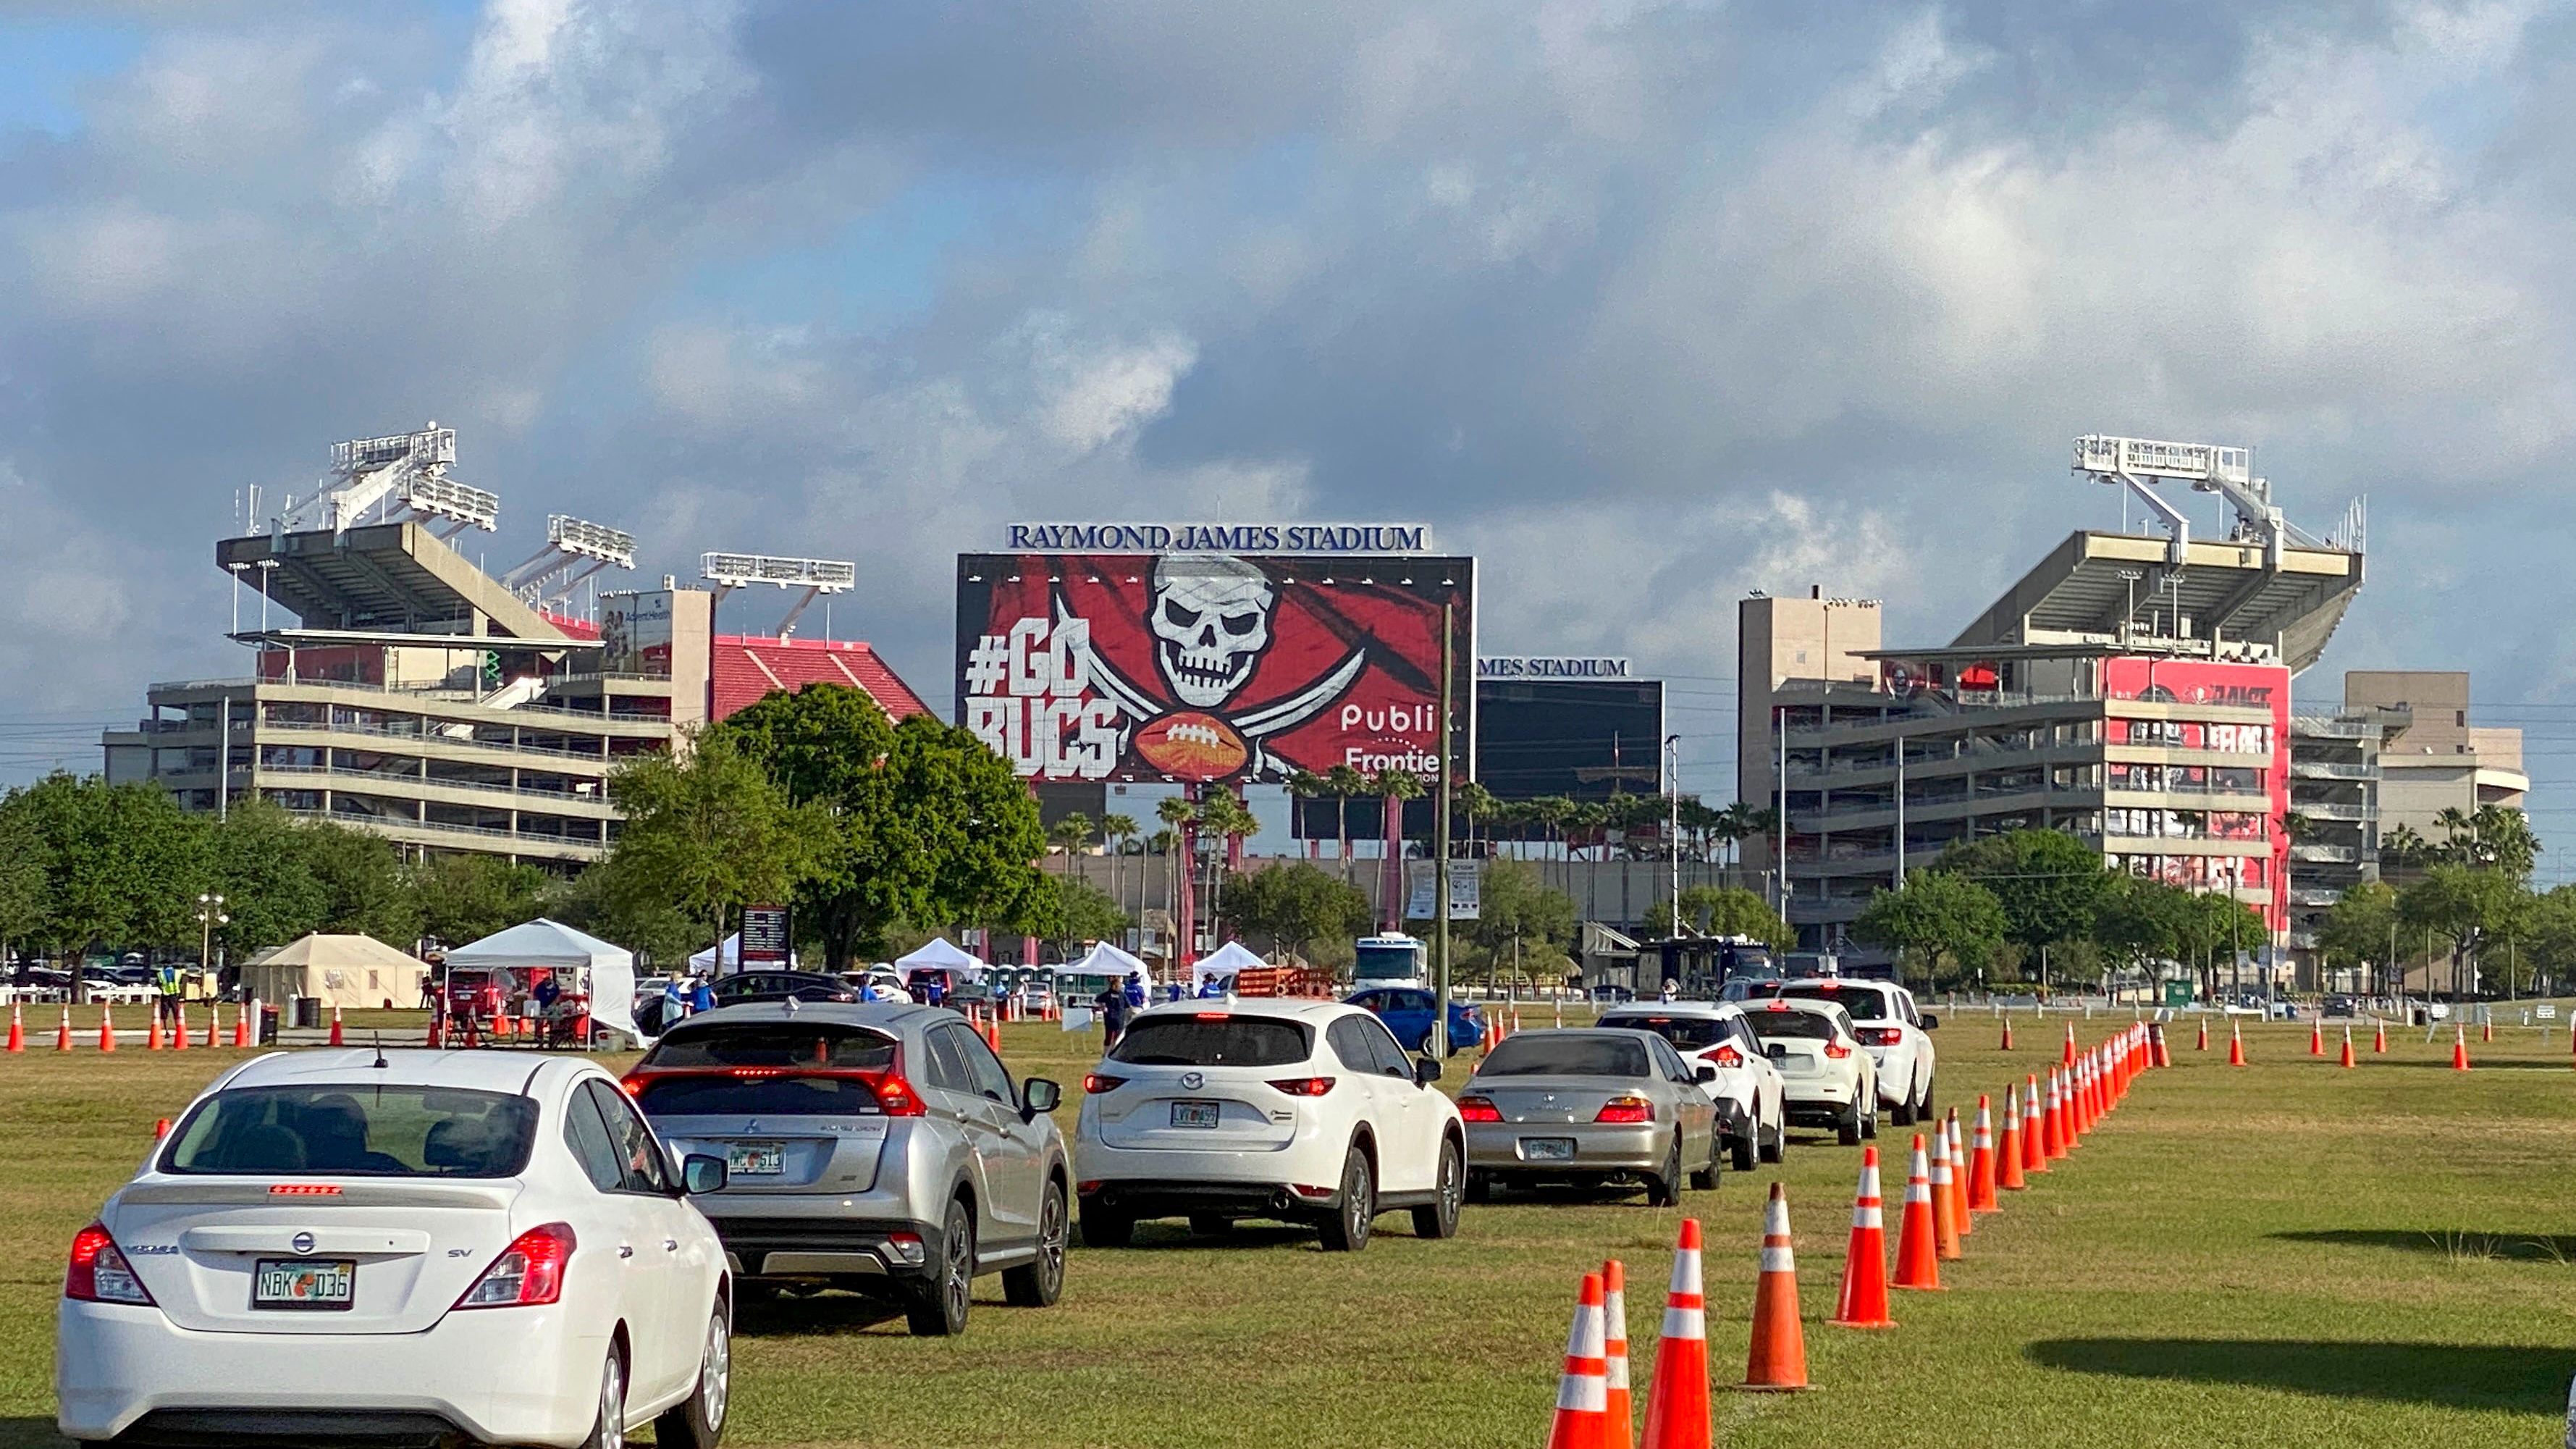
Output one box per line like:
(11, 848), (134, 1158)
(1318, 1145), (1375, 1252)
(1862, 1100), (1879, 1141)
(1079, 1205), (1134, 1248)
(1413, 1138), (1464, 1238)
(1917, 1075), (1934, 1121)
(1187, 1213), (1233, 1238)
(1759, 1112), (1785, 1164)
(1644, 1133), (1683, 1207)
(1003, 1181), (1068, 1308)
(578, 1343), (627, 1449)
(654, 1304), (731, 1449)
(1891, 1088), (1916, 1127)
(904, 1198), (974, 1337)
(1837, 1098), (1864, 1147)
(1730, 1125), (1757, 1173)
(1691, 1130), (1722, 1191)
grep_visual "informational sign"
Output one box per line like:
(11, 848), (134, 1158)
(956, 551), (1473, 785)
(1477, 657), (1631, 679)
(737, 905), (789, 966)
(1404, 860), (1482, 921)
(601, 591), (676, 679)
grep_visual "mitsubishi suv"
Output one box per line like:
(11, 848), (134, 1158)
(625, 1001), (1069, 1337)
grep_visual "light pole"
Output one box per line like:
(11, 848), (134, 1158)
(195, 893), (228, 989)
(256, 557), (279, 634)
(227, 561), (249, 637)
(1664, 734), (1682, 939)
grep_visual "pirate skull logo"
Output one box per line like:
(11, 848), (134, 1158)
(1150, 555), (1275, 707)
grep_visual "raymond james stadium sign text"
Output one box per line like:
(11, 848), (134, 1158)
(1003, 524), (1433, 554)
(1478, 657), (1633, 679)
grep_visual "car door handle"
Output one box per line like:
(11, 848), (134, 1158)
(618, 1244), (635, 1259)
(665, 1238), (681, 1252)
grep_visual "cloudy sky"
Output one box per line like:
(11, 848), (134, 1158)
(6, 0), (2576, 861)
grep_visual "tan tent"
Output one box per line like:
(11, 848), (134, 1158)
(240, 934), (429, 1012)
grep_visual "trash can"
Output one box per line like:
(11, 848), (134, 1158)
(258, 1003), (282, 1046)
(292, 997), (321, 1030)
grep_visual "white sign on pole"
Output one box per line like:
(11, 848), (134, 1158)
(2538, 1004), (2558, 1020)
(1405, 860), (1482, 921)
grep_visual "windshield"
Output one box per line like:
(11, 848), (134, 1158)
(1475, 1034), (1650, 1078)
(1748, 1009), (1842, 1042)
(1600, 1014), (1730, 1050)
(162, 1085), (539, 1177)
(641, 1022), (897, 1072)
(1108, 1017), (1310, 1067)
(1778, 985), (1889, 1022)
(1351, 941), (1422, 981)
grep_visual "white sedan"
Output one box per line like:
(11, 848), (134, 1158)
(58, 1049), (734, 1449)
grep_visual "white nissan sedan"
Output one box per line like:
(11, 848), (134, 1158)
(58, 1049), (734, 1449)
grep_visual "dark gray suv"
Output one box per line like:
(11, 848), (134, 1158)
(626, 1001), (1068, 1335)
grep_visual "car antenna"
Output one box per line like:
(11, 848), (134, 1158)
(370, 1030), (389, 1070)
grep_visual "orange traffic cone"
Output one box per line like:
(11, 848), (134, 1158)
(1637, 1220), (1709, 1449)
(2481, 1018), (2493, 1044)
(1832, 1146), (1895, 1329)
(1998, 1085), (2027, 1190)
(2196, 1017), (2209, 1051)
(1546, 1273), (1611, 1449)
(2309, 1020), (2324, 1057)
(2451, 1027), (2470, 1072)
(1740, 1184), (1810, 1392)
(2063, 1022), (2077, 1066)
(2227, 1021), (2247, 1067)
(1967, 1096), (1999, 1213)
(1891, 1136), (1941, 1291)
(146, 1010), (162, 1051)
(5, 1002), (21, 1053)
(54, 1006), (72, 1051)
(2021, 1075), (2047, 1175)
(329, 1006), (345, 1048)
(171, 1004), (188, 1051)
(1944, 1111), (1971, 1236)
(98, 1005), (117, 1052)
(233, 1004), (251, 1048)
(1928, 1127), (1961, 1261)
(985, 1016), (1003, 1057)
(1602, 1260), (1632, 1449)
(2373, 1020), (2387, 1054)
(2037, 1071), (2062, 1159)
(2000, 1017), (2014, 1051)
(153, 1117), (171, 1140)
(2338, 1026), (2355, 1069)
(205, 1006), (222, 1049)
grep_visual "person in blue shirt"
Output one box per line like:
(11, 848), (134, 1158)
(689, 976), (715, 1015)
(1124, 972), (1146, 1009)
(662, 975), (689, 1020)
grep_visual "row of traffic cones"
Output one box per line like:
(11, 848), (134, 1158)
(4, 1001), (252, 1053)
(2201, 1015), (2501, 1072)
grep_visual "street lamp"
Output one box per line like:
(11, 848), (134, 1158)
(1664, 734), (1683, 940)
(195, 893), (228, 988)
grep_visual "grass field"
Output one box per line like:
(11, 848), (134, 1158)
(2, 1012), (2570, 1448)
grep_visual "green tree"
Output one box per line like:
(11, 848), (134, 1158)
(1046, 875), (1132, 948)
(2521, 884), (2576, 995)
(1934, 828), (2113, 970)
(886, 713), (1051, 941)
(1099, 813), (1140, 917)
(606, 728), (821, 955)
(408, 854), (553, 949)
(0, 794), (55, 960)
(2317, 879), (2401, 989)
(547, 857), (701, 970)
(10, 773), (209, 953)
(297, 820), (420, 945)
(1850, 872), (2007, 987)
(205, 799), (329, 953)
(1224, 862), (1372, 956)
(1685, 884), (1793, 949)
(1048, 812), (1095, 876)
(1322, 765), (1368, 880)
(2397, 862), (2527, 994)
(1462, 859), (1579, 988)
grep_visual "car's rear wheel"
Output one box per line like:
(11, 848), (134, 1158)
(1861, 1099), (1879, 1141)
(1837, 1097), (1864, 1146)
(1079, 1204), (1134, 1248)
(1891, 1089), (1916, 1127)
(578, 1343), (627, 1449)
(1413, 1138), (1463, 1238)
(1003, 1181), (1067, 1308)
(1758, 1105), (1785, 1164)
(905, 1199), (974, 1336)
(1691, 1130), (1722, 1191)
(1917, 1074), (1935, 1121)
(655, 1304), (730, 1449)
(1318, 1145), (1375, 1251)
(1644, 1133), (1683, 1206)
(1729, 1120), (1758, 1172)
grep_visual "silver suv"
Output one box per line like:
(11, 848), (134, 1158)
(625, 1001), (1069, 1336)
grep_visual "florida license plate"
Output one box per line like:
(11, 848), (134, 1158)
(1520, 1138), (1575, 1162)
(253, 1258), (355, 1310)
(1170, 1101), (1221, 1128)
(725, 1141), (784, 1175)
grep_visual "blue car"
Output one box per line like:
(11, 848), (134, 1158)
(1345, 987), (1483, 1057)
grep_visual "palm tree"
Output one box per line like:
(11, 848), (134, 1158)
(1048, 812), (1094, 878)
(1285, 770), (1331, 862)
(1455, 781), (1499, 858)
(2381, 823), (2431, 870)
(1195, 791), (1260, 933)
(1100, 813), (1139, 916)
(1156, 796), (1197, 945)
(1323, 765), (1368, 880)
(1370, 769), (1425, 864)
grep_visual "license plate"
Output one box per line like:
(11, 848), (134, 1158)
(1520, 1138), (1576, 1162)
(1170, 1101), (1221, 1129)
(253, 1258), (355, 1310)
(1765, 1043), (1788, 1059)
(725, 1141), (784, 1175)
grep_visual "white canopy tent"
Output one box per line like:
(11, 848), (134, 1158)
(240, 934), (427, 1012)
(443, 919), (639, 1047)
(1062, 941), (1150, 986)
(893, 937), (986, 984)
(1192, 941), (1268, 990)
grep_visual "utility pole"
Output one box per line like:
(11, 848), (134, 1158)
(1431, 600), (1454, 1058)
(1893, 744), (1906, 889)
(1664, 734), (1682, 933)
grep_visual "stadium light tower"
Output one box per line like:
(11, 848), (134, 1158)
(501, 514), (637, 613)
(274, 424), (500, 539)
(700, 552), (856, 638)
(2072, 434), (2285, 568)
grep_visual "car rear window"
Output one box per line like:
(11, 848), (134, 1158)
(632, 1075), (884, 1117)
(1748, 1008), (1841, 1041)
(1778, 985), (1888, 1021)
(1600, 1014), (1731, 1050)
(162, 1086), (539, 1177)
(1109, 1017), (1310, 1067)
(1476, 1035), (1650, 1078)
(640, 1022), (898, 1072)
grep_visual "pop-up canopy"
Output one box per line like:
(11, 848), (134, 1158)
(894, 936), (986, 983)
(1063, 941), (1150, 984)
(1193, 940), (1267, 989)
(240, 934), (427, 1011)
(444, 919), (639, 1047)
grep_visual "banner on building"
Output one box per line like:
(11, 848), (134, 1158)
(2100, 657), (2291, 932)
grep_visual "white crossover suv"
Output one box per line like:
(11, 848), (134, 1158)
(58, 1049), (733, 1449)
(1074, 999), (1467, 1251)
(1743, 997), (1880, 1146)
(1774, 980), (1939, 1125)
(1596, 1003), (1788, 1171)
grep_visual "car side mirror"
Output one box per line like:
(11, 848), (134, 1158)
(1694, 1062), (1718, 1083)
(1920, 1014), (1940, 1031)
(681, 1154), (728, 1196)
(1414, 1057), (1443, 1087)
(1022, 1078), (1062, 1120)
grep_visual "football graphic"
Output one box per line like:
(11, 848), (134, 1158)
(1134, 711), (1250, 781)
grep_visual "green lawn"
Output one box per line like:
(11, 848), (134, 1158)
(2, 1012), (2570, 1447)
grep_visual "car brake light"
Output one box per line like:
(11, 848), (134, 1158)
(1082, 1073), (1129, 1094)
(1594, 1096), (1654, 1124)
(873, 1072), (927, 1117)
(1711, 1045), (1743, 1067)
(1855, 1027), (1901, 1046)
(1457, 1095), (1502, 1122)
(66, 1223), (153, 1306)
(1193, 1012), (1229, 1020)
(1764, 1001), (1788, 1011)
(269, 1184), (342, 1196)
(1266, 1076), (1337, 1097)
(1824, 1042), (1853, 1059)
(454, 1222), (576, 1309)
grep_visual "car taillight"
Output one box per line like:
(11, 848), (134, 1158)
(454, 1222), (576, 1309)
(1856, 1027), (1901, 1046)
(66, 1223), (153, 1306)
(1711, 1045), (1743, 1067)
(1082, 1073), (1129, 1094)
(1824, 1042), (1853, 1059)
(1457, 1095), (1502, 1122)
(1594, 1096), (1654, 1124)
(1266, 1077), (1337, 1097)
(873, 1072), (927, 1117)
